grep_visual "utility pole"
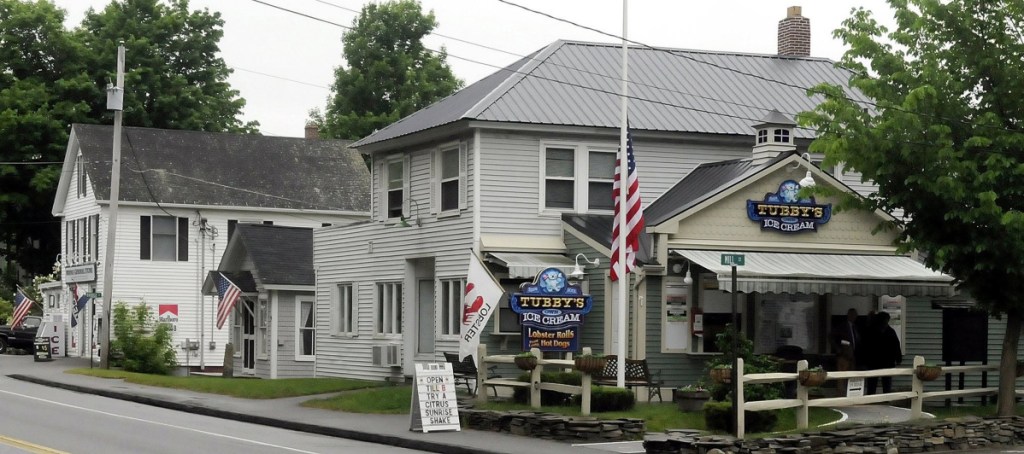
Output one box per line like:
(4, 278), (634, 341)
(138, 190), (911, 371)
(100, 42), (125, 369)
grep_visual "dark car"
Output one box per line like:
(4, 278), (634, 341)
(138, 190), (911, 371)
(0, 315), (42, 353)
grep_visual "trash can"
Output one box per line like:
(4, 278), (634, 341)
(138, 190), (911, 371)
(33, 337), (52, 362)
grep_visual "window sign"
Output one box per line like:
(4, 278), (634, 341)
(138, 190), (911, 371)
(509, 268), (593, 352)
(747, 180), (832, 233)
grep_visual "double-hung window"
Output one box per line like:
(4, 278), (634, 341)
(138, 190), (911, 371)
(335, 284), (355, 335)
(140, 216), (189, 261)
(297, 298), (315, 360)
(385, 159), (407, 220)
(439, 278), (464, 336)
(541, 143), (618, 213)
(376, 282), (403, 336)
(432, 143), (467, 215)
(76, 155), (87, 197)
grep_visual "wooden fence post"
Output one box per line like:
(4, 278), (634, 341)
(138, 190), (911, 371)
(581, 347), (592, 416)
(477, 345), (489, 405)
(796, 359), (809, 430)
(530, 347), (543, 409)
(911, 355), (924, 418)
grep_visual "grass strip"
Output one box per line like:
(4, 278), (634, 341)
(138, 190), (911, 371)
(302, 385), (412, 414)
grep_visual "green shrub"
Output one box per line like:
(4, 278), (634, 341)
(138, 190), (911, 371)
(571, 386), (635, 412)
(512, 371), (582, 406)
(703, 400), (779, 433)
(704, 327), (782, 403)
(110, 302), (177, 374)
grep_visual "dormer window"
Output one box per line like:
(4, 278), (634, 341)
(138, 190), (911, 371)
(774, 128), (790, 143)
(757, 130), (768, 144)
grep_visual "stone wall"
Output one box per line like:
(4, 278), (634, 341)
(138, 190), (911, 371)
(460, 409), (645, 442)
(644, 416), (1024, 453)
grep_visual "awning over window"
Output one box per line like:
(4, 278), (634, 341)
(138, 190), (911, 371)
(487, 252), (576, 279)
(673, 250), (956, 297)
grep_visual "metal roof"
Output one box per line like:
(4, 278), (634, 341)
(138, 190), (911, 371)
(644, 157), (764, 226)
(353, 40), (867, 148)
(73, 124), (370, 212)
(561, 213), (653, 265)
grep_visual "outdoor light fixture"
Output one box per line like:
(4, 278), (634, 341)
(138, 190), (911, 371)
(569, 253), (600, 279)
(673, 261), (694, 285)
(799, 170), (816, 188)
(397, 199), (422, 228)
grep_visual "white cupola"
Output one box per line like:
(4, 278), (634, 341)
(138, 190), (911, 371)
(751, 110), (797, 166)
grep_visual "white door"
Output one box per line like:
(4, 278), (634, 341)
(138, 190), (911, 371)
(416, 279), (435, 355)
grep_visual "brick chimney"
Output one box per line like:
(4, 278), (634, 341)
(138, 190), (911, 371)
(778, 6), (810, 57)
(304, 122), (319, 140)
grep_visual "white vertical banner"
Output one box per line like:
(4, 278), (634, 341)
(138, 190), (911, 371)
(459, 252), (504, 365)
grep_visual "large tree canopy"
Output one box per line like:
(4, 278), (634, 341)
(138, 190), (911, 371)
(0, 0), (256, 286)
(802, 0), (1024, 415)
(320, 0), (462, 141)
(79, 0), (257, 132)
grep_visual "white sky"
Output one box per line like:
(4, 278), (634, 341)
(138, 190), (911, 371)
(54, 0), (897, 137)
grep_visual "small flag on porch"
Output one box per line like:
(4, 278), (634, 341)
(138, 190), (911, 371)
(12, 288), (35, 329)
(71, 285), (89, 328)
(610, 129), (644, 281)
(215, 273), (242, 329)
(459, 252), (504, 365)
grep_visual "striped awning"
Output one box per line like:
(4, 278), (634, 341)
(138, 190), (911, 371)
(673, 250), (956, 297)
(486, 252), (575, 279)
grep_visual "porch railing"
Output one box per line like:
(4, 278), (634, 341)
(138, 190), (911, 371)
(477, 345), (596, 415)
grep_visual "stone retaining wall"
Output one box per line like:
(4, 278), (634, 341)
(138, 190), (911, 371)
(644, 416), (1024, 453)
(460, 409), (645, 442)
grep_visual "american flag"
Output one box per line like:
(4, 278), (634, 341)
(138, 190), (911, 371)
(610, 130), (644, 281)
(11, 288), (35, 329)
(71, 285), (90, 327)
(215, 273), (242, 329)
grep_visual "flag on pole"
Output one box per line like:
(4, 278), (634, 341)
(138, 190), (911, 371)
(459, 252), (505, 365)
(71, 285), (90, 327)
(215, 273), (242, 329)
(12, 288), (35, 329)
(610, 130), (644, 281)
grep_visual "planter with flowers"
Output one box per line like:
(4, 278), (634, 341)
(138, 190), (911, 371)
(673, 384), (711, 412)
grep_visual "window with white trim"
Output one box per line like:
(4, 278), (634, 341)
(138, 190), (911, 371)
(297, 298), (315, 360)
(376, 282), (403, 335)
(335, 283), (355, 335)
(386, 160), (405, 219)
(439, 278), (464, 336)
(757, 129), (769, 144)
(432, 144), (467, 214)
(774, 128), (790, 143)
(258, 299), (269, 358)
(541, 144), (618, 213)
(232, 309), (242, 357)
(76, 155), (86, 197)
(140, 215), (188, 261)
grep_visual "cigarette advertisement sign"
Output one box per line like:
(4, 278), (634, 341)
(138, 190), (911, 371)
(509, 267), (593, 352)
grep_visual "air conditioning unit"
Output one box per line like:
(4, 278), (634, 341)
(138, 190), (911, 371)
(371, 344), (401, 367)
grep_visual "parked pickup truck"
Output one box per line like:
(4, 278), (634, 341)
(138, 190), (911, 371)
(0, 315), (41, 353)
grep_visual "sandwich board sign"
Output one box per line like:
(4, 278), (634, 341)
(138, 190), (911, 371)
(409, 363), (460, 433)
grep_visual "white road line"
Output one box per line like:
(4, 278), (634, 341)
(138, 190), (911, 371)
(0, 389), (320, 454)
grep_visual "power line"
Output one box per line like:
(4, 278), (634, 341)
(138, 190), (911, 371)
(230, 65), (331, 90)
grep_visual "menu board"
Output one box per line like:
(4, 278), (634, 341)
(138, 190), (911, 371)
(409, 363), (460, 433)
(756, 299), (816, 354)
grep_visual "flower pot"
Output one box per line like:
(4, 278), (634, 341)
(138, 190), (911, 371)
(798, 369), (828, 387)
(709, 367), (732, 384)
(674, 389), (710, 412)
(916, 365), (942, 381)
(574, 356), (607, 375)
(514, 356), (538, 371)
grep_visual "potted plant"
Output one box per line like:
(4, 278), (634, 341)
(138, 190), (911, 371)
(709, 364), (732, 384)
(573, 352), (607, 375)
(798, 366), (828, 387)
(673, 384), (711, 412)
(514, 351), (538, 371)
(915, 364), (943, 381)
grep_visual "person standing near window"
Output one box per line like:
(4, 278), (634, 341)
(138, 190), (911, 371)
(864, 311), (902, 394)
(831, 308), (860, 396)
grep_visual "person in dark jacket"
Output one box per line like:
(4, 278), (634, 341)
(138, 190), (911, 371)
(864, 311), (902, 394)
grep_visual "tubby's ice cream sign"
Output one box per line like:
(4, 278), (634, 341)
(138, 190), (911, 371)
(747, 179), (832, 233)
(509, 267), (593, 352)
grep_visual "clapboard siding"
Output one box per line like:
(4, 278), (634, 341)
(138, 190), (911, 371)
(276, 291), (315, 378)
(563, 233), (607, 352)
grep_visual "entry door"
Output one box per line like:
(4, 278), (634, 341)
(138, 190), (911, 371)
(417, 279), (435, 355)
(241, 299), (256, 372)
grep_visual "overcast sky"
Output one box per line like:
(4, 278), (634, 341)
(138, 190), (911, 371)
(54, 0), (896, 138)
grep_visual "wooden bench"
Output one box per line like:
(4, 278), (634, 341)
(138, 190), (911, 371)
(444, 352), (499, 397)
(592, 355), (664, 402)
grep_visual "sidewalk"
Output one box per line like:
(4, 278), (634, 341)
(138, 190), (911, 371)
(2, 355), (925, 454)
(2, 355), (600, 454)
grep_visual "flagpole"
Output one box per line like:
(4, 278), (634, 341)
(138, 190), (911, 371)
(615, 0), (629, 389)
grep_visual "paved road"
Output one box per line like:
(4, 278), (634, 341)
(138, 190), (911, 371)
(0, 373), (427, 454)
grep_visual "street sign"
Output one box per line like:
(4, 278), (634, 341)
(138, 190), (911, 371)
(86, 292), (102, 298)
(721, 254), (745, 266)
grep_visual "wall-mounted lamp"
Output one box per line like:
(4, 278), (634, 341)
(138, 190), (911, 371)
(569, 253), (600, 279)
(397, 199), (421, 228)
(672, 261), (694, 285)
(789, 152), (816, 188)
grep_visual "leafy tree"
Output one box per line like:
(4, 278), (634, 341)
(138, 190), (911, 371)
(319, 0), (462, 141)
(78, 0), (258, 132)
(0, 0), (97, 280)
(802, 0), (1024, 415)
